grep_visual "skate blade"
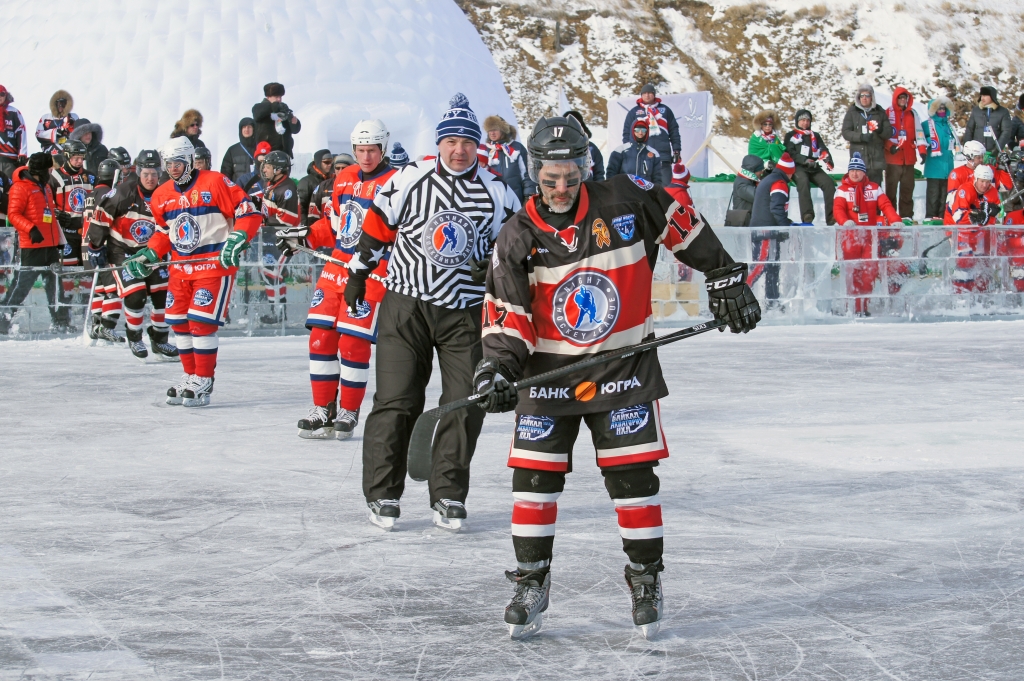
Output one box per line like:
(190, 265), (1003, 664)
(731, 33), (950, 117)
(298, 427), (334, 440)
(432, 511), (463, 532)
(183, 396), (211, 408)
(368, 509), (395, 531)
(132, 354), (149, 363)
(153, 353), (179, 362)
(335, 428), (354, 441)
(638, 621), (661, 640)
(508, 613), (542, 639)
(166, 396), (184, 406)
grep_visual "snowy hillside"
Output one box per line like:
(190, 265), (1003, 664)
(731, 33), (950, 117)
(460, 0), (1024, 166)
(0, 0), (515, 161)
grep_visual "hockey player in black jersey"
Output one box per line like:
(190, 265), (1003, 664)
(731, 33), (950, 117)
(83, 158), (124, 342)
(256, 150), (300, 324)
(475, 116), (759, 639)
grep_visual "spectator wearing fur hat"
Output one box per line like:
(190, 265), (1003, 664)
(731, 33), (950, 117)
(921, 97), (959, 221)
(962, 86), (1012, 154)
(564, 110), (604, 181)
(169, 109), (207, 149)
(481, 115), (535, 204)
(841, 84), (893, 185)
(784, 109), (836, 224)
(748, 110), (785, 167)
(621, 84), (680, 184)
(253, 82), (301, 158)
(69, 118), (109, 176)
(36, 90), (79, 155)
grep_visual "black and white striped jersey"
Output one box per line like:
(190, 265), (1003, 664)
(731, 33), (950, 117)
(349, 159), (521, 309)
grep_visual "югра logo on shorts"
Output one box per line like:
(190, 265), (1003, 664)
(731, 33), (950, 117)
(67, 187), (87, 213)
(348, 300), (372, 319)
(171, 213), (202, 253)
(193, 288), (214, 307)
(422, 210), (476, 268)
(552, 270), (620, 344)
(337, 201), (365, 250)
(516, 415), (555, 442)
(129, 220), (155, 244)
(310, 287), (324, 308)
(609, 404), (649, 435)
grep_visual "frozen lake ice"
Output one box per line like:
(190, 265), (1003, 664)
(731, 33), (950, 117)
(1, 321), (1022, 679)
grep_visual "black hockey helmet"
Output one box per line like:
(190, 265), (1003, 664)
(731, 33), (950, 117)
(108, 147), (131, 166)
(262, 150), (291, 176)
(194, 146), (212, 161)
(135, 149), (161, 170)
(526, 115), (591, 183)
(62, 139), (88, 157)
(96, 158), (120, 185)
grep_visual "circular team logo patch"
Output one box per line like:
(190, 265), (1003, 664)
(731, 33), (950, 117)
(348, 300), (372, 320)
(423, 210), (476, 268)
(552, 270), (620, 344)
(310, 288), (324, 308)
(129, 220), (155, 244)
(63, 243), (73, 256)
(193, 288), (214, 307)
(337, 201), (364, 249)
(166, 292), (175, 308)
(67, 187), (87, 213)
(171, 213), (202, 253)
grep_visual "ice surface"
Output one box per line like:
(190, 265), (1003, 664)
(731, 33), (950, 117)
(0, 0), (516, 159)
(1, 323), (1023, 679)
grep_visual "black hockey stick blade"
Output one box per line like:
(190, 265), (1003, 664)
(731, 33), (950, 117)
(405, 318), (727, 482)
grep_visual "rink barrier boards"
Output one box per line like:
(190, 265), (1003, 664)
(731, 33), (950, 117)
(2, 224), (1024, 339)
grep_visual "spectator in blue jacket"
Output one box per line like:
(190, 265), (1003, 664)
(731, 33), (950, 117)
(481, 115), (535, 204)
(564, 110), (604, 181)
(621, 83), (680, 185)
(921, 97), (959, 221)
(606, 120), (661, 182)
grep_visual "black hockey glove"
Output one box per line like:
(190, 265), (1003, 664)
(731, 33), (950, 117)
(56, 211), (71, 230)
(469, 257), (489, 284)
(87, 245), (106, 268)
(344, 272), (367, 314)
(274, 226), (308, 257)
(473, 357), (519, 413)
(28, 226), (44, 244)
(705, 262), (761, 334)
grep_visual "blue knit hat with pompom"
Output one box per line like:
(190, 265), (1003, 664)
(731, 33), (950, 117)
(436, 93), (482, 145)
(390, 142), (409, 168)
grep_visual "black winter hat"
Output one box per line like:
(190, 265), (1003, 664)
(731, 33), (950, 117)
(264, 82), (285, 97)
(27, 152), (52, 178)
(794, 109), (812, 125)
(740, 154), (765, 173)
(979, 85), (998, 103)
(313, 148), (332, 165)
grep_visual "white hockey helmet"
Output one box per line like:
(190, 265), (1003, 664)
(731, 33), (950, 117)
(963, 140), (987, 159)
(159, 137), (196, 186)
(974, 164), (994, 181)
(351, 119), (390, 152)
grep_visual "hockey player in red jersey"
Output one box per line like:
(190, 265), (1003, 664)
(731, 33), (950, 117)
(277, 120), (396, 440)
(475, 116), (760, 639)
(124, 137), (261, 406)
(947, 164), (1000, 292)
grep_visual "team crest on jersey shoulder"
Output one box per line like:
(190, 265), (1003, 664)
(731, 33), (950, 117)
(223, 176), (236, 188)
(171, 213), (202, 253)
(311, 287), (324, 308)
(609, 404), (650, 435)
(201, 191), (212, 204)
(551, 270), (620, 344)
(193, 288), (214, 307)
(68, 187), (87, 213)
(337, 201), (365, 249)
(628, 175), (654, 190)
(103, 189), (116, 199)
(516, 415), (555, 442)
(284, 189), (292, 200)
(611, 214), (636, 240)
(348, 300), (372, 319)
(423, 210), (477, 268)
(129, 220), (155, 244)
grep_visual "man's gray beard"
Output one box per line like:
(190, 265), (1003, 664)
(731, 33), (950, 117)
(547, 200), (572, 214)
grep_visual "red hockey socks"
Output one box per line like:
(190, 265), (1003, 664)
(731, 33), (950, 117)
(189, 321), (218, 378)
(338, 334), (371, 411)
(308, 326), (340, 406)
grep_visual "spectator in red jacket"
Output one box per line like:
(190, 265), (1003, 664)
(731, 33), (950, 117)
(0, 153), (71, 334)
(948, 164), (999, 293)
(885, 87), (923, 221)
(834, 152), (902, 316)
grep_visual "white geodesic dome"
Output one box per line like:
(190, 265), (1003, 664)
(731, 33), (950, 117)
(0, 0), (516, 163)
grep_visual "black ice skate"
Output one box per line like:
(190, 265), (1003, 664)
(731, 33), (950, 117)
(126, 329), (148, 361)
(367, 499), (400, 531)
(297, 403), (337, 439)
(504, 568), (550, 639)
(624, 560), (664, 640)
(86, 313), (101, 340)
(166, 374), (193, 405)
(97, 326), (125, 344)
(148, 326), (179, 361)
(182, 376), (214, 407)
(431, 499), (467, 531)
(334, 407), (359, 440)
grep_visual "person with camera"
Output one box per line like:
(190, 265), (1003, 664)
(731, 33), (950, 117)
(35, 90), (79, 155)
(252, 83), (301, 158)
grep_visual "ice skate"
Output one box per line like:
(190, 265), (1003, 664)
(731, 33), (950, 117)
(431, 499), (467, 531)
(96, 326), (125, 344)
(148, 327), (179, 361)
(166, 374), (194, 405)
(334, 407), (359, 440)
(624, 560), (664, 640)
(182, 376), (214, 407)
(297, 403), (336, 439)
(126, 329), (148, 361)
(504, 568), (550, 639)
(86, 313), (101, 340)
(367, 499), (400, 530)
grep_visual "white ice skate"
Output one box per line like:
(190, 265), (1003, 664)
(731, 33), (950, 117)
(431, 499), (466, 532)
(182, 376), (214, 408)
(367, 499), (400, 531)
(166, 374), (194, 405)
(625, 561), (664, 640)
(334, 408), (359, 440)
(505, 568), (550, 639)
(297, 403), (336, 439)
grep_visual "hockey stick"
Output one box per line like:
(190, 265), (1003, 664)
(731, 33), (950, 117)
(292, 243), (386, 282)
(81, 270), (99, 346)
(405, 318), (728, 482)
(918, 236), (951, 275)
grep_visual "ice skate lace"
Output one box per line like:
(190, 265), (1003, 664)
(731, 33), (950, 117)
(626, 569), (661, 607)
(376, 499), (400, 509)
(307, 404), (330, 422)
(188, 376), (213, 395)
(506, 570), (547, 610)
(173, 374), (193, 393)
(439, 499), (464, 511)
(337, 408), (358, 425)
